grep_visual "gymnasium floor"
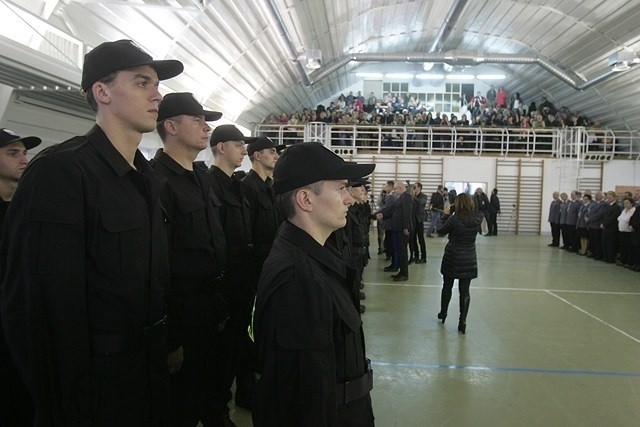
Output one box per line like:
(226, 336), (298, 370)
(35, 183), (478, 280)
(231, 234), (640, 426)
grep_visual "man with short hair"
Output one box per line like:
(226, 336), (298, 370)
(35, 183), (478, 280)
(208, 124), (255, 425)
(0, 128), (41, 426)
(586, 191), (606, 260)
(565, 191), (582, 252)
(0, 39), (183, 425)
(411, 182), (428, 262)
(253, 142), (375, 426)
(152, 93), (229, 426)
(377, 181), (413, 281)
(427, 185), (444, 237)
(548, 191), (562, 246)
(601, 191), (622, 263)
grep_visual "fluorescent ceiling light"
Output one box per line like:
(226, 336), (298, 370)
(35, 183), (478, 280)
(384, 73), (414, 79)
(355, 72), (383, 78)
(476, 74), (506, 80)
(445, 74), (475, 80)
(442, 64), (454, 72)
(612, 62), (630, 72)
(416, 73), (444, 79)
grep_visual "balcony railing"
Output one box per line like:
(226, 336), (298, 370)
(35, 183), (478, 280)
(254, 123), (640, 160)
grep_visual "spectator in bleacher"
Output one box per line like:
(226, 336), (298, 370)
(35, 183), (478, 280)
(618, 197), (636, 267)
(496, 87), (508, 108)
(513, 92), (523, 112)
(346, 91), (354, 106)
(366, 92), (377, 112)
(601, 191), (623, 263)
(277, 112), (288, 125)
(577, 194), (591, 255)
(539, 97), (555, 114)
(336, 94), (346, 111)
(486, 85), (497, 108)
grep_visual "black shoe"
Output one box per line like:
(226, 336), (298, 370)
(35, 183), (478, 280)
(385, 256), (391, 261)
(437, 312), (447, 324)
(408, 258), (414, 265)
(458, 321), (466, 334)
(415, 259), (426, 264)
(548, 243), (559, 247)
(383, 265), (398, 272)
(359, 290), (366, 300)
(393, 275), (408, 282)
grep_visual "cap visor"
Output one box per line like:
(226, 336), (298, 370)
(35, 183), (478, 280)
(203, 110), (223, 121)
(275, 144), (287, 153)
(331, 163), (375, 181)
(17, 136), (42, 150)
(152, 59), (184, 81)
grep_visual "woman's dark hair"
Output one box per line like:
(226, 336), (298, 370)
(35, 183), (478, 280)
(492, 188), (498, 195)
(454, 193), (475, 221)
(623, 197), (634, 205)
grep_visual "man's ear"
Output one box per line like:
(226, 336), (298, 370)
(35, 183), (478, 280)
(294, 188), (314, 213)
(93, 82), (111, 106)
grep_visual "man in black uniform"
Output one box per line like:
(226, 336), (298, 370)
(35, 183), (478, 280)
(234, 136), (285, 411)
(0, 40), (183, 425)
(153, 93), (229, 426)
(208, 124), (254, 426)
(254, 142), (375, 426)
(0, 128), (41, 426)
(243, 136), (285, 275)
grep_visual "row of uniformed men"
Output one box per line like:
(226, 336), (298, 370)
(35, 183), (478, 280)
(0, 39), (376, 427)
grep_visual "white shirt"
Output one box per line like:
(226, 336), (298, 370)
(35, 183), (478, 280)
(618, 207), (635, 232)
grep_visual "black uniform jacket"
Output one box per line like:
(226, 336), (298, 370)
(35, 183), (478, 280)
(243, 170), (280, 274)
(438, 211), (483, 279)
(253, 221), (373, 427)
(151, 150), (228, 349)
(0, 125), (171, 425)
(208, 166), (255, 302)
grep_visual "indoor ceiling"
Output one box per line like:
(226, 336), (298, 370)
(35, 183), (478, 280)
(2, 0), (640, 131)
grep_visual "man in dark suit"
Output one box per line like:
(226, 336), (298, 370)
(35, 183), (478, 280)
(377, 181), (413, 281)
(586, 191), (606, 260)
(601, 191), (622, 263)
(565, 191), (581, 252)
(548, 191), (562, 246)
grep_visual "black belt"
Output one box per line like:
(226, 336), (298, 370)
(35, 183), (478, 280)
(91, 316), (167, 355)
(336, 364), (373, 405)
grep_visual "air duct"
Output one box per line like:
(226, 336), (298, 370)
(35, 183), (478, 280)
(307, 50), (638, 90)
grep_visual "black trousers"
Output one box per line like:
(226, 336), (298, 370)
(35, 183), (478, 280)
(550, 222), (561, 245)
(488, 211), (498, 235)
(619, 232), (633, 265)
(588, 228), (603, 258)
(392, 231), (410, 276)
(169, 283), (223, 427)
(207, 268), (256, 419)
(410, 221), (426, 259)
(563, 224), (577, 250)
(601, 228), (618, 263)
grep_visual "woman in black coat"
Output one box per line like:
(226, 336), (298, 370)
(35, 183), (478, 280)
(436, 193), (483, 333)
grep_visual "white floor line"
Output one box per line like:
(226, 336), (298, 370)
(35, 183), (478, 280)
(544, 290), (640, 345)
(365, 282), (640, 295)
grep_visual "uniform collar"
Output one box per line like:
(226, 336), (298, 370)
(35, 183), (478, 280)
(86, 125), (150, 177)
(279, 221), (346, 279)
(153, 149), (187, 175)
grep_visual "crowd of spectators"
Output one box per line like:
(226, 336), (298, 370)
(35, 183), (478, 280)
(262, 86), (601, 132)
(261, 86), (612, 151)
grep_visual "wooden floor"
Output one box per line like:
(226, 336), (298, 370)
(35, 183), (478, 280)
(230, 234), (640, 426)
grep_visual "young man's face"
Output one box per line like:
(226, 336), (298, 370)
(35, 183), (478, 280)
(254, 147), (279, 171)
(311, 180), (353, 231)
(99, 65), (162, 133)
(0, 141), (28, 182)
(217, 140), (247, 168)
(173, 115), (211, 151)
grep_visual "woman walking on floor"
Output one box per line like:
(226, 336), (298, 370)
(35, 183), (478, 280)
(436, 193), (483, 334)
